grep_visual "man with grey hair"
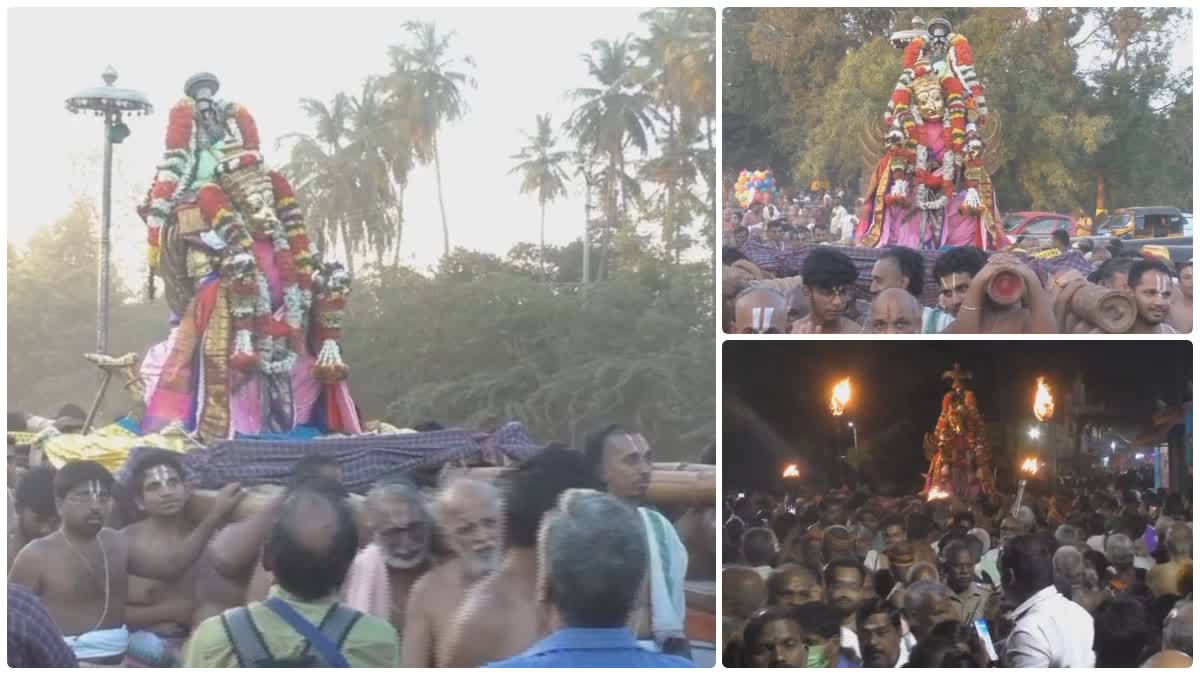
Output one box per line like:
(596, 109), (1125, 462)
(902, 580), (959, 641)
(342, 481), (434, 636)
(1162, 601), (1192, 657)
(486, 490), (692, 667)
(1054, 524), (1084, 552)
(1051, 546), (1084, 600)
(401, 478), (502, 666)
(1104, 533), (1138, 594)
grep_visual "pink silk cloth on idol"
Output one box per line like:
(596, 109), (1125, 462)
(141, 239), (361, 437)
(856, 120), (1005, 250)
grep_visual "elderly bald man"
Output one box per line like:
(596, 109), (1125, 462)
(867, 288), (922, 334)
(733, 286), (788, 334)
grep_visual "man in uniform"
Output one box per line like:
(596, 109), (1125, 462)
(943, 538), (995, 626)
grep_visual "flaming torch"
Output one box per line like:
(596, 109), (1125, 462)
(782, 464), (800, 479)
(1034, 377), (1054, 422)
(1012, 457), (1039, 516)
(927, 487), (950, 502)
(830, 378), (851, 416)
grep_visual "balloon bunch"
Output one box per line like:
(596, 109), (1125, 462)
(734, 170), (779, 208)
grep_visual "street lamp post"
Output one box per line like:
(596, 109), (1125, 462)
(65, 67), (152, 355)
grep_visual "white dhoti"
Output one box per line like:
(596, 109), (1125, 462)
(64, 625), (130, 662)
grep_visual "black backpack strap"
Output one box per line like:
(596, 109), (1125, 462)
(221, 606), (274, 667)
(317, 603), (363, 650)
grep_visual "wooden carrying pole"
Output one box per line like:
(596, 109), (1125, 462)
(441, 465), (716, 507)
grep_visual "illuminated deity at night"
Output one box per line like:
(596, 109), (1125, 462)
(923, 363), (995, 499)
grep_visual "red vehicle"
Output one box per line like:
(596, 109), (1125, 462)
(1002, 211), (1074, 240)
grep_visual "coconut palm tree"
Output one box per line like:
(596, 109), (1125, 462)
(637, 8), (717, 217)
(566, 38), (655, 282)
(385, 21), (476, 259)
(509, 114), (572, 281)
(283, 93), (362, 275)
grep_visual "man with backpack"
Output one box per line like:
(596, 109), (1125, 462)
(182, 486), (400, 667)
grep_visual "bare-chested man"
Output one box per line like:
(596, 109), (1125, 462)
(121, 451), (213, 665)
(587, 425), (691, 659)
(9, 465), (59, 571)
(8, 460), (241, 665)
(342, 481), (434, 637)
(791, 247), (863, 334)
(867, 288), (921, 334)
(943, 253), (1055, 334)
(402, 478), (502, 666)
(1168, 260), (1192, 333)
(440, 448), (602, 667)
(1123, 258), (1181, 334)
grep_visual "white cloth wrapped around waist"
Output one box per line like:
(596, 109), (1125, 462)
(64, 625), (130, 660)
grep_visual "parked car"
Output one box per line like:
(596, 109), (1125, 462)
(1003, 211), (1073, 240)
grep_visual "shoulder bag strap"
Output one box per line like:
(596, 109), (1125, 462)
(264, 597), (350, 668)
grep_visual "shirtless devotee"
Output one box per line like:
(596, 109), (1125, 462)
(733, 286), (789, 334)
(791, 247), (863, 334)
(1124, 259), (1179, 334)
(869, 247), (925, 301)
(587, 425), (691, 659)
(9, 465), (58, 571)
(1167, 260), (1192, 333)
(942, 252), (1056, 334)
(342, 481), (434, 638)
(867, 288), (922, 334)
(924, 246), (988, 333)
(401, 478), (502, 667)
(439, 448), (602, 667)
(193, 460), (344, 626)
(121, 451), (214, 666)
(8, 460), (242, 665)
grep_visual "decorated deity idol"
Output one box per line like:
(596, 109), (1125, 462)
(137, 73), (361, 440)
(856, 18), (1008, 251)
(922, 363), (994, 500)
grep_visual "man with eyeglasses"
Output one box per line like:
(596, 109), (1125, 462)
(790, 247), (863, 334)
(8, 460), (242, 665)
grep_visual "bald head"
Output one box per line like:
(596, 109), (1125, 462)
(264, 489), (359, 601)
(734, 287), (788, 334)
(1143, 651), (1192, 668)
(723, 565), (767, 620)
(435, 478), (502, 577)
(868, 288), (921, 334)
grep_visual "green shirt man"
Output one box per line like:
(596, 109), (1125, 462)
(183, 586), (399, 667)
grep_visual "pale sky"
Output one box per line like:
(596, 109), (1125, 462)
(7, 7), (687, 282)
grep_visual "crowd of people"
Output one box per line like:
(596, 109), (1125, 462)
(722, 477), (1193, 667)
(7, 424), (713, 668)
(723, 195), (1192, 335)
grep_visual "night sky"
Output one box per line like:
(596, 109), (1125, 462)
(723, 341), (1192, 493)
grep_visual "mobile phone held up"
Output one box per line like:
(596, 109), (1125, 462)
(974, 618), (999, 664)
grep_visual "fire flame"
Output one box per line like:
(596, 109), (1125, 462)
(1033, 377), (1054, 421)
(927, 487), (950, 501)
(830, 378), (851, 416)
(1021, 457), (1040, 475)
(782, 464), (800, 478)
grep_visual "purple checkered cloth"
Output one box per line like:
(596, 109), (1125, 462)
(116, 421), (546, 493)
(7, 583), (78, 668)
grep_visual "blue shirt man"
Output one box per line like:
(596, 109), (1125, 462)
(486, 627), (693, 668)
